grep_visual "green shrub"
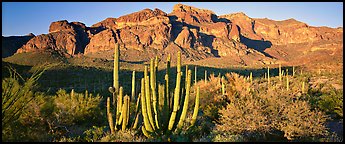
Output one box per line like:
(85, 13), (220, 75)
(53, 89), (102, 125)
(317, 89), (343, 118)
(2, 64), (51, 141)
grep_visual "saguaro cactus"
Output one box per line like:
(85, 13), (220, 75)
(293, 66), (295, 77)
(250, 72), (253, 84)
(114, 43), (120, 93)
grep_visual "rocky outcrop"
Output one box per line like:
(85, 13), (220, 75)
(17, 20), (89, 55)
(174, 27), (193, 48)
(170, 4), (216, 25)
(84, 29), (117, 54)
(2, 34), (35, 58)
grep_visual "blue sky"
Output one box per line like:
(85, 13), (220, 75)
(2, 2), (343, 36)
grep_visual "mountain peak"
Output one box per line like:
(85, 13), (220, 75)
(172, 3), (215, 14)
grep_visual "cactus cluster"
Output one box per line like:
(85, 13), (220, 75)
(106, 45), (200, 139)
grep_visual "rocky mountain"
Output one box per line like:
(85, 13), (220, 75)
(5, 4), (343, 66)
(2, 33), (35, 58)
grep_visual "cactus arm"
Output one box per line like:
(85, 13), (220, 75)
(140, 78), (153, 132)
(122, 95), (129, 131)
(191, 86), (199, 126)
(106, 97), (115, 134)
(145, 75), (155, 130)
(176, 69), (192, 131)
(132, 94), (141, 130)
(150, 59), (159, 129)
(131, 71), (136, 101)
(168, 51), (182, 131)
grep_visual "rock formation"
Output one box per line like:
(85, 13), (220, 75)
(11, 4), (342, 65)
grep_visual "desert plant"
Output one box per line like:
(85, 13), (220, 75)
(2, 64), (53, 141)
(139, 51), (200, 140)
(213, 72), (329, 141)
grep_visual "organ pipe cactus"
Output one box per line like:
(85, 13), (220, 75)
(176, 70), (192, 132)
(107, 44), (141, 133)
(168, 51), (182, 131)
(165, 54), (171, 110)
(190, 86), (199, 126)
(122, 95), (130, 131)
(139, 51), (200, 139)
(131, 71), (136, 101)
(106, 97), (115, 134)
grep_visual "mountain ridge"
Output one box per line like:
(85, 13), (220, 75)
(2, 4), (342, 68)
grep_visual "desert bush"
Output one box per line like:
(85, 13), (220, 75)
(317, 88), (343, 118)
(53, 89), (102, 125)
(214, 72), (329, 141)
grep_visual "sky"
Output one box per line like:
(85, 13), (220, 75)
(2, 2), (343, 36)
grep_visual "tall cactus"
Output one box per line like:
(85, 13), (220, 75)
(176, 69), (192, 131)
(122, 95), (130, 131)
(141, 78), (153, 132)
(106, 97), (115, 134)
(132, 93), (141, 130)
(250, 72), (253, 84)
(292, 66), (295, 77)
(131, 71), (136, 102)
(150, 58), (159, 129)
(114, 43), (120, 93)
(191, 86), (200, 126)
(165, 54), (171, 110)
(168, 51), (182, 131)
(135, 51), (200, 139)
(145, 71), (155, 130)
(116, 87), (123, 126)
